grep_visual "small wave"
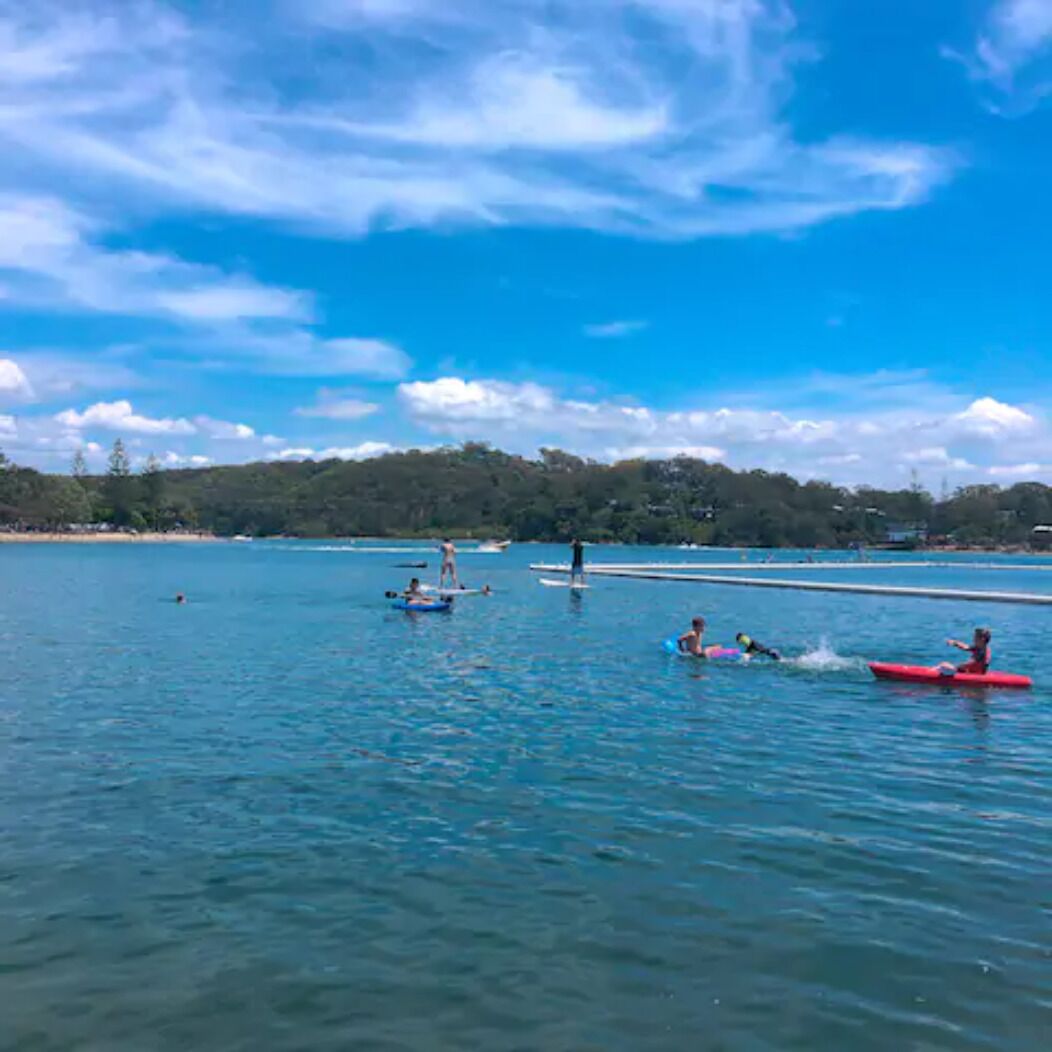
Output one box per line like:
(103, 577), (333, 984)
(788, 638), (862, 673)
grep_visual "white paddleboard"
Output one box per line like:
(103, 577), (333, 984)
(538, 578), (591, 590)
(421, 585), (487, 596)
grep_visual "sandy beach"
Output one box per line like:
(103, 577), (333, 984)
(0, 532), (218, 544)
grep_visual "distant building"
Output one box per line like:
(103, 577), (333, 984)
(885, 523), (928, 545)
(1033, 525), (1052, 550)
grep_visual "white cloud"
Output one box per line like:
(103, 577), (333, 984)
(0, 0), (953, 240)
(583, 320), (649, 339)
(0, 194), (310, 323)
(606, 444), (726, 462)
(954, 396), (1035, 435)
(0, 413), (16, 437)
(161, 451), (212, 467)
(295, 388), (380, 420)
(267, 441), (395, 461)
(319, 441), (395, 460)
(0, 358), (34, 400)
(344, 55), (669, 150)
(947, 0), (1052, 109)
(400, 377), (555, 424)
(11, 351), (141, 400)
(194, 416), (256, 440)
(154, 285), (310, 322)
(902, 446), (973, 470)
(397, 374), (1049, 484)
(55, 399), (195, 435)
(269, 447), (316, 460)
(988, 461), (1048, 477)
(321, 339), (411, 380)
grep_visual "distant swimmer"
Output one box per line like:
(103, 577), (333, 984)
(482, 584), (493, 596)
(439, 538), (459, 589)
(735, 632), (781, 661)
(570, 537), (586, 586)
(939, 627), (992, 675)
(175, 592), (187, 604)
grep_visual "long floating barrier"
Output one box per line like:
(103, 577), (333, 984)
(535, 560), (1051, 573)
(529, 565), (1052, 605)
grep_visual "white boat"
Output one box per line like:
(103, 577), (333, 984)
(477, 539), (511, 553)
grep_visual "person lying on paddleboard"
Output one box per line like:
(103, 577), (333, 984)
(939, 627), (991, 675)
(677, 617), (727, 658)
(735, 633), (781, 661)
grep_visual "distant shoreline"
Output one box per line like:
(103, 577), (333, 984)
(0, 532), (218, 544)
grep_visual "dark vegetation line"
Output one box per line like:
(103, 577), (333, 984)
(2, 441), (1052, 548)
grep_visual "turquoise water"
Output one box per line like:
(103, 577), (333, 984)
(2, 542), (1051, 1050)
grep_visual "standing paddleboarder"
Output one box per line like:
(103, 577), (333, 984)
(439, 538), (459, 589)
(570, 537), (586, 586)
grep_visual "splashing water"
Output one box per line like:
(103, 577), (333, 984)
(789, 638), (862, 672)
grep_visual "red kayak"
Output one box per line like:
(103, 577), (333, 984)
(869, 662), (1032, 690)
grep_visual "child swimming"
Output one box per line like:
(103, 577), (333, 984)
(735, 633), (781, 661)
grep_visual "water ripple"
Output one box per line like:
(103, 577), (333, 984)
(2, 543), (1051, 1050)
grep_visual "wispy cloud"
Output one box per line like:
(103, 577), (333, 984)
(583, 320), (649, 339)
(0, 0), (953, 240)
(0, 194), (310, 322)
(295, 388), (380, 420)
(945, 0), (1052, 111)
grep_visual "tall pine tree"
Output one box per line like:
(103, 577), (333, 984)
(104, 438), (133, 525)
(141, 453), (164, 530)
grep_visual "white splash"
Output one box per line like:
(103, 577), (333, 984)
(789, 638), (861, 672)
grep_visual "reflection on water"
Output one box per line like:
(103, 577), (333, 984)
(1, 542), (1049, 1051)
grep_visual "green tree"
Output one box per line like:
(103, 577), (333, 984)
(71, 448), (88, 480)
(104, 438), (135, 526)
(141, 453), (165, 530)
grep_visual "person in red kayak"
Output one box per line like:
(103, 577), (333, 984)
(940, 627), (992, 674)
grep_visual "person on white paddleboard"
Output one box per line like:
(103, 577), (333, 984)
(570, 537), (586, 586)
(439, 538), (459, 588)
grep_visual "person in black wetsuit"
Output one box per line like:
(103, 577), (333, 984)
(570, 537), (585, 586)
(735, 632), (781, 661)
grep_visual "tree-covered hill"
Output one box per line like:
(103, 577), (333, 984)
(2, 443), (1052, 548)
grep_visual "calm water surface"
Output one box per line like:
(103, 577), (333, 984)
(2, 543), (1051, 1050)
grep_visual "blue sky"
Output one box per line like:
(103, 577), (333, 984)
(1, 0), (1051, 486)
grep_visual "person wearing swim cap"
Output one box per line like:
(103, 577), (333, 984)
(735, 632), (781, 661)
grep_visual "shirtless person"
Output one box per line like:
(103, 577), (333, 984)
(439, 538), (459, 589)
(677, 616), (722, 657)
